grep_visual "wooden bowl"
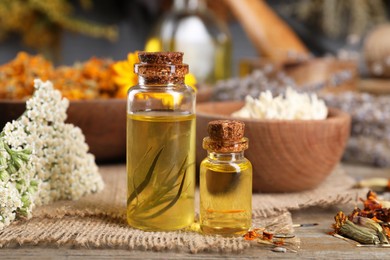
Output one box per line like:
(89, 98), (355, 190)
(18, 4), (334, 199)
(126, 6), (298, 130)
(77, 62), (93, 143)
(0, 99), (127, 163)
(196, 101), (351, 193)
(0, 90), (209, 163)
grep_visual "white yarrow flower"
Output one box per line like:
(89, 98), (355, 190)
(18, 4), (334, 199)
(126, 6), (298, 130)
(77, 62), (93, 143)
(0, 79), (104, 229)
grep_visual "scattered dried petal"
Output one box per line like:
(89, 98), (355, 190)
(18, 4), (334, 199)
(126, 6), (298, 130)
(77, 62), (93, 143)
(272, 247), (287, 253)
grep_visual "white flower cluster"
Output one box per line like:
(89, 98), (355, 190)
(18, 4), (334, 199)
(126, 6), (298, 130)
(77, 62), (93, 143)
(0, 127), (38, 229)
(232, 87), (328, 120)
(0, 79), (104, 229)
(0, 183), (21, 229)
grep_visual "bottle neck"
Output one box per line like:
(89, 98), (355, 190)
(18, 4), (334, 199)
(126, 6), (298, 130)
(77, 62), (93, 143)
(134, 63), (188, 86)
(138, 75), (185, 86)
(207, 151), (245, 162)
(173, 0), (206, 11)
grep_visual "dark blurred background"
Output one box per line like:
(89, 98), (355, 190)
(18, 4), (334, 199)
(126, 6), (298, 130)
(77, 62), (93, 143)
(0, 0), (388, 75)
(0, 0), (256, 75)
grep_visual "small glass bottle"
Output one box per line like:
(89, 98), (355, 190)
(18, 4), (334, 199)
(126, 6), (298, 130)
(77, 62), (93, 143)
(200, 120), (252, 236)
(127, 52), (196, 231)
(145, 0), (232, 85)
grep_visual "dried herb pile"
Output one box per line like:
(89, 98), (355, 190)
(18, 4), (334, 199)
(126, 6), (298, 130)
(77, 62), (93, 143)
(332, 191), (390, 245)
(243, 228), (298, 253)
(0, 52), (197, 101)
(0, 52), (120, 100)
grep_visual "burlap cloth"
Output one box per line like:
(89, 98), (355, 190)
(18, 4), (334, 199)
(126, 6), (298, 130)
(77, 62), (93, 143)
(0, 165), (362, 253)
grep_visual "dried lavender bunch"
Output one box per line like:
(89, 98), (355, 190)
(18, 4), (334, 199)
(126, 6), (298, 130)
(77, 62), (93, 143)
(213, 69), (294, 101)
(213, 66), (353, 101)
(321, 91), (390, 167)
(321, 92), (390, 124)
(351, 123), (390, 142)
(343, 136), (390, 167)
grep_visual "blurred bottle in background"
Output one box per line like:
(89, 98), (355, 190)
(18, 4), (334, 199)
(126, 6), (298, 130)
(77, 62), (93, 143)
(145, 0), (232, 85)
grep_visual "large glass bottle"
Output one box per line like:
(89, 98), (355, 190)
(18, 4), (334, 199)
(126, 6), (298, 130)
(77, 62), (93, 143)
(127, 52), (196, 231)
(200, 120), (252, 236)
(145, 0), (232, 84)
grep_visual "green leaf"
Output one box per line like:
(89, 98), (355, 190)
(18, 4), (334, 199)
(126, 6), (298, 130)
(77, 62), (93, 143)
(136, 183), (181, 212)
(127, 147), (164, 205)
(143, 167), (188, 220)
(164, 157), (188, 192)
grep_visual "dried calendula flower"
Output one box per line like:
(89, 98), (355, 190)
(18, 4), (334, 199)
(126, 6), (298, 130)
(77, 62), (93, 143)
(263, 231), (274, 240)
(0, 52), (118, 100)
(243, 228), (263, 241)
(357, 191), (390, 222)
(333, 211), (380, 245)
(243, 228), (275, 244)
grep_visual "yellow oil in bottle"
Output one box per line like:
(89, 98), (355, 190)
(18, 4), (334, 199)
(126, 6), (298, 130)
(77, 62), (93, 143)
(127, 112), (195, 231)
(200, 156), (252, 236)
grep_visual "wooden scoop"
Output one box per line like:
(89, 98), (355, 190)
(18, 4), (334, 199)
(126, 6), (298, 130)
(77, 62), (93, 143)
(223, 0), (310, 63)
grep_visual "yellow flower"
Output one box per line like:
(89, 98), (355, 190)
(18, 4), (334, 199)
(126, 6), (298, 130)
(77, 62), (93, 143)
(112, 52), (139, 98)
(137, 93), (182, 109)
(185, 73), (197, 92)
(148, 74), (196, 108)
(144, 37), (162, 52)
(113, 51), (197, 101)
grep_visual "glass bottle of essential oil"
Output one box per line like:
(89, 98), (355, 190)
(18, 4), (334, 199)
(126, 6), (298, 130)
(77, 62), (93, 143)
(144, 0), (232, 85)
(200, 120), (252, 236)
(127, 52), (196, 231)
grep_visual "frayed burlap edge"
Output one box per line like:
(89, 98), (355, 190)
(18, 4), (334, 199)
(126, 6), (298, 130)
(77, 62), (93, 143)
(0, 212), (294, 253)
(0, 164), (359, 253)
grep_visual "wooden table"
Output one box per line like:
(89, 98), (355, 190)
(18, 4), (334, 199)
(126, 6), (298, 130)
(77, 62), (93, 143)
(0, 164), (389, 259)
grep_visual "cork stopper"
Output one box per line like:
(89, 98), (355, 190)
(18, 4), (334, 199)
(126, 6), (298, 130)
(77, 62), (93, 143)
(203, 120), (248, 153)
(208, 120), (245, 141)
(138, 52), (183, 64)
(134, 52), (188, 85)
